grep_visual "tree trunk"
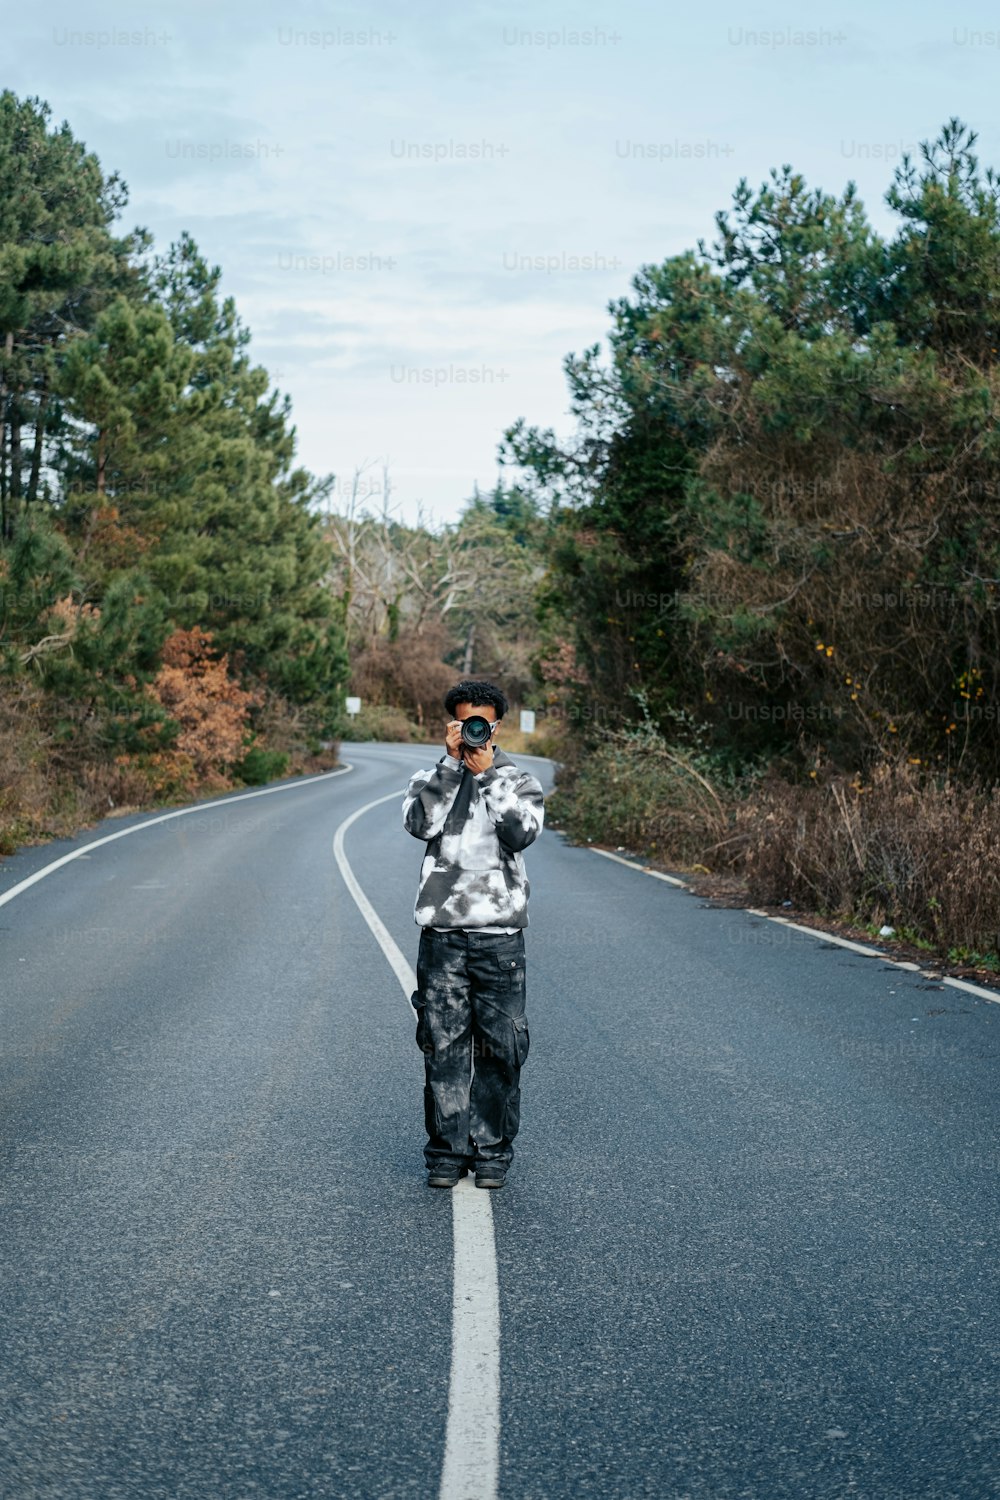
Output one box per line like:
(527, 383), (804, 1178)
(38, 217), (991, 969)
(9, 381), (22, 503)
(0, 331), (12, 536)
(96, 428), (106, 498)
(462, 620), (475, 676)
(27, 387), (48, 505)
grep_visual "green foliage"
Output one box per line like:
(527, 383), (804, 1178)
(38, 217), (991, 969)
(0, 90), (349, 795)
(506, 118), (1000, 782)
(0, 90), (142, 534)
(233, 742), (291, 785)
(0, 508), (78, 663)
(0, 511), (176, 755)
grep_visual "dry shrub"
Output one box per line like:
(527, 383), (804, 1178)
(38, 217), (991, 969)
(492, 716), (567, 761)
(146, 627), (261, 781)
(76, 754), (177, 813)
(350, 621), (455, 730)
(247, 685), (313, 756)
(339, 704), (415, 741)
(242, 685), (340, 773)
(0, 678), (180, 849)
(128, 749), (203, 800)
(553, 721), (1000, 962)
(523, 724), (567, 759)
(738, 760), (1000, 958)
(0, 645), (330, 861)
(549, 721), (734, 868)
(0, 677), (55, 850)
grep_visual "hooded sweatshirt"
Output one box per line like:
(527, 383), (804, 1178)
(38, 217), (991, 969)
(402, 746), (545, 928)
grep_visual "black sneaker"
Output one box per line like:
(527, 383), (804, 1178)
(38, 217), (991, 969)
(427, 1162), (469, 1188)
(474, 1165), (508, 1189)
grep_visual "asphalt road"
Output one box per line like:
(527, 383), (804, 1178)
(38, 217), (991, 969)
(1, 741), (997, 1500)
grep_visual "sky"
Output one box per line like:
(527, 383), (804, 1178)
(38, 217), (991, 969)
(7, 0), (1000, 529)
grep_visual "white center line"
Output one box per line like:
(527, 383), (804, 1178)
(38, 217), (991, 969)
(332, 787), (501, 1500)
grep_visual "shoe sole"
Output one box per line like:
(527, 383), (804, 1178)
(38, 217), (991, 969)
(475, 1177), (506, 1189)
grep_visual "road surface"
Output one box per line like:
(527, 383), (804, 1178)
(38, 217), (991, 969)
(0, 742), (997, 1499)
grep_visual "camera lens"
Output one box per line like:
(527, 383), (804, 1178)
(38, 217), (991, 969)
(461, 716), (492, 747)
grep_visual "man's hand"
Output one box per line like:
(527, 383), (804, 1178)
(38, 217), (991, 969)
(445, 718), (495, 774)
(463, 740), (495, 776)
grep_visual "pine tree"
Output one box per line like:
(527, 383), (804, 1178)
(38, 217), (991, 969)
(137, 234), (347, 725)
(0, 90), (141, 538)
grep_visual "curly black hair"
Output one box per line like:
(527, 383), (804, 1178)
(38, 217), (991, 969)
(444, 679), (509, 720)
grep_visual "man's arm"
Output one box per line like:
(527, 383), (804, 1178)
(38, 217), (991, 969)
(402, 757), (465, 841)
(474, 767), (545, 852)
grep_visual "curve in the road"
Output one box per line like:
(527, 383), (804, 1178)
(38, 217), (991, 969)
(0, 764), (354, 909)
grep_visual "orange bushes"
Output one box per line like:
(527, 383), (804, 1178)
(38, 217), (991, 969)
(145, 627), (261, 783)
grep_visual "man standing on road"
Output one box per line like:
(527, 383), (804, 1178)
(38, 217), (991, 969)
(402, 679), (545, 1190)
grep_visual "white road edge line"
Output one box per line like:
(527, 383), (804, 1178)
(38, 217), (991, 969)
(591, 847), (688, 887)
(332, 787), (500, 1500)
(590, 847), (1000, 1007)
(0, 764), (355, 909)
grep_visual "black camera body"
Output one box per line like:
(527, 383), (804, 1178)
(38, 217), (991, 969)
(460, 714), (495, 748)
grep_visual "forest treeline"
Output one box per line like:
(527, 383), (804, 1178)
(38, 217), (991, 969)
(502, 116), (1000, 969)
(2, 90), (998, 969)
(0, 90), (554, 853)
(0, 89), (351, 843)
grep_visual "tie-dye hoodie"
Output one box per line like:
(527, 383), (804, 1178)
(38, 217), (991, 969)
(402, 747), (545, 928)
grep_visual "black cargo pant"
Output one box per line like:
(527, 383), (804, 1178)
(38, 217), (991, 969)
(412, 926), (530, 1172)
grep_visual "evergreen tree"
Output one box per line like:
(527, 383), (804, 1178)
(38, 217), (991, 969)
(0, 90), (141, 538)
(506, 120), (1000, 780)
(137, 234), (347, 724)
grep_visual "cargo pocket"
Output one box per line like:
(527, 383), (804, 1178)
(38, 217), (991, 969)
(511, 1013), (530, 1067)
(494, 949), (526, 993)
(503, 1021), (528, 1140)
(412, 993), (430, 1054)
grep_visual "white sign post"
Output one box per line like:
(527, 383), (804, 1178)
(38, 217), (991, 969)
(519, 709), (536, 735)
(345, 696), (361, 717)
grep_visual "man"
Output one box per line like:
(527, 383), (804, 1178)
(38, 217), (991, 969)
(402, 679), (545, 1190)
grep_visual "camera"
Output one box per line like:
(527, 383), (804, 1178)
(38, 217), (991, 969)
(460, 715), (495, 748)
